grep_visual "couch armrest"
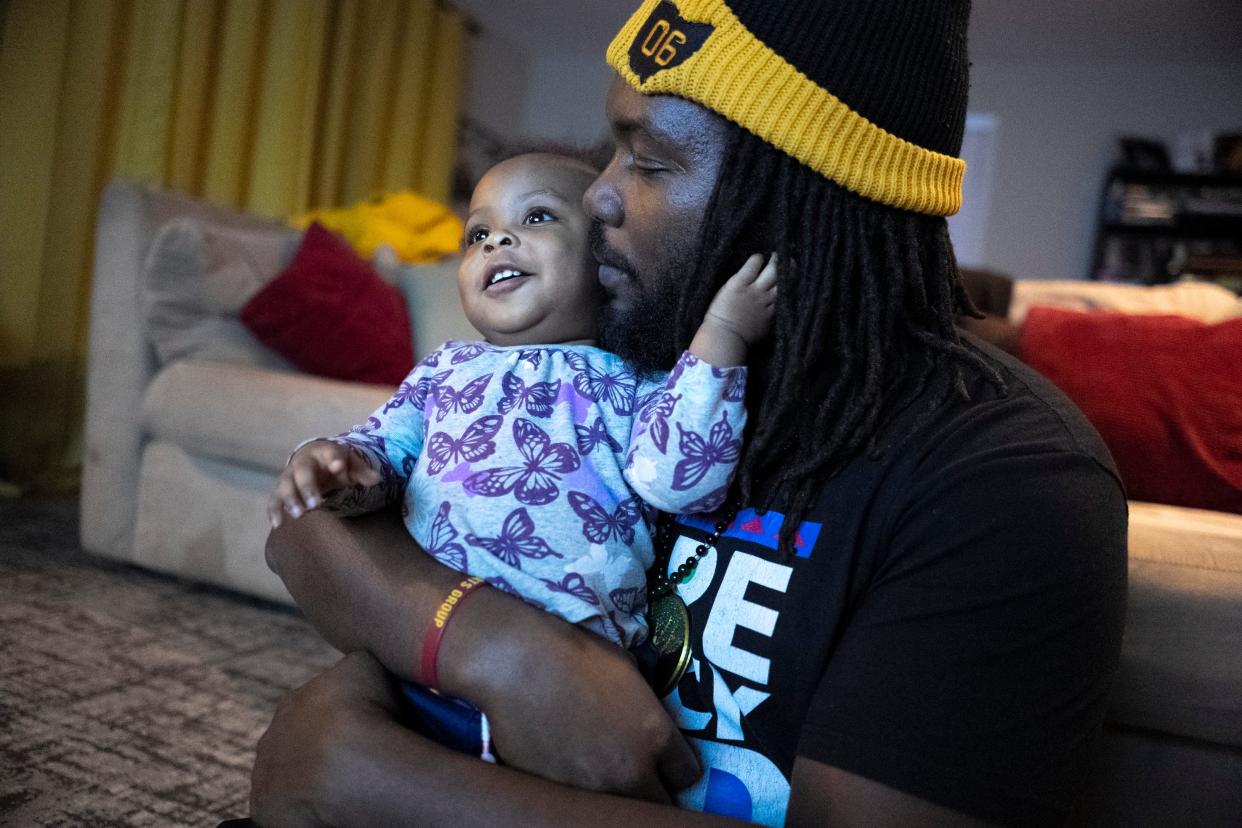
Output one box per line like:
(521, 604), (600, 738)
(142, 360), (392, 473)
(81, 180), (302, 560)
(81, 182), (161, 560)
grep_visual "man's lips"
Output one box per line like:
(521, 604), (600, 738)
(597, 264), (629, 292)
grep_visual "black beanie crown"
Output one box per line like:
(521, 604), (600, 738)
(607, 0), (972, 215)
(727, 0), (970, 157)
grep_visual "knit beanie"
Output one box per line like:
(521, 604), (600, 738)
(606, 0), (971, 216)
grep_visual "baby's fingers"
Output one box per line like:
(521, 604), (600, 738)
(755, 254), (778, 290)
(292, 462), (325, 513)
(345, 450), (383, 487)
(269, 471), (304, 528)
(729, 253), (767, 286)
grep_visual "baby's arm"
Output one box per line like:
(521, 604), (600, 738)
(267, 359), (436, 527)
(688, 253), (777, 367)
(268, 440), (384, 526)
(624, 254), (776, 513)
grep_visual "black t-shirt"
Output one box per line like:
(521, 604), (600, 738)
(664, 338), (1128, 826)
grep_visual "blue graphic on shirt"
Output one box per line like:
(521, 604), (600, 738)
(681, 507), (822, 557)
(663, 511), (816, 827)
(703, 768), (752, 820)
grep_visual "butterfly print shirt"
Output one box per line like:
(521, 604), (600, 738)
(320, 341), (747, 648)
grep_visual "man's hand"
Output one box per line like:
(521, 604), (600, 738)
(690, 253), (778, 366)
(443, 600), (702, 802)
(250, 651), (416, 828)
(267, 440), (382, 528)
(264, 509), (701, 801)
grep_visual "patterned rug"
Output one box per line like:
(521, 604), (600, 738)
(0, 496), (338, 826)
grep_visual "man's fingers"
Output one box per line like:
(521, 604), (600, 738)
(628, 773), (674, 805)
(657, 730), (704, 795)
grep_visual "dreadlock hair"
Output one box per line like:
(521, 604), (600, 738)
(675, 122), (1006, 552)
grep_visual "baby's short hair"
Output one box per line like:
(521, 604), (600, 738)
(481, 140), (610, 188)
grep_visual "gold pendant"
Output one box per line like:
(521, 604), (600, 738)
(646, 592), (692, 698)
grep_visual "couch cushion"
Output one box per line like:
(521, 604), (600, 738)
(1017, 308), (1242, 515)
(143, 216), (300, 370)
(389, 256), (477, 360)
(1110, 501), (1242, 750)
(1009, 279), (1242, 326)
(141, 360), (391, 473)
(240, 223), (413, 385)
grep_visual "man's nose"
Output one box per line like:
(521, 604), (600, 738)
(584, 167), (622, 227)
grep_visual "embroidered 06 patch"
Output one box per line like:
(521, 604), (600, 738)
(627, 0), (714, 82)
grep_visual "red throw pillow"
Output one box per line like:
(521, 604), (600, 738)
(1018, 307), (1242, 514)
(241, 222), (413, 386)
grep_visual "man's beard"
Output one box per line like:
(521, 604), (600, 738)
(591, 223), (692, 374)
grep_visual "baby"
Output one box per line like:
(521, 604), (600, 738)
(269, 151), (774, 650)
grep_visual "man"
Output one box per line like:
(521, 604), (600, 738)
(250, 1), (1127, 825)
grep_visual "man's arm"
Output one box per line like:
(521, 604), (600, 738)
(264, 509), (699, 800)
(250, 651), (994, 828)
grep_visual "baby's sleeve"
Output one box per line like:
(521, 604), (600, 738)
(623, 351), (747, 514)
(307, 354), (442, 514)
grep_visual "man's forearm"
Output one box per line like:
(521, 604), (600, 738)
(265, 509), (461, 682)
(365, 737), (747, 828)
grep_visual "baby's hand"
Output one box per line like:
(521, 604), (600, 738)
(267, 440), (382, 528)
(706, 253), (778, 346)
(689, 254), (778, 366)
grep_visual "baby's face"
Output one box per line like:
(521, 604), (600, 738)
(458, 154), (602, 346)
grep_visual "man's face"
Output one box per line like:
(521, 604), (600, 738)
(584, 77), (730, 371)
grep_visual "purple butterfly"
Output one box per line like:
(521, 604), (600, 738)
(673, 412), (741, 491)
(417, 350), (441, 368)
(516, 349), (544, 369)
(498, 372), (560, 418)
(609, 586), (646, 616)
(449, 342), (488, 364)
(668, 351), (699, 385)
(465, 507), (561, 569)
(566, 353), (637, 416)
(486, 576), (518, 595)
(541, 572), (600, 606)
(721, 368), (746, 403)
(344, 417), (387, 453)
(567, 491), (642, 545)
(681, 484), (730, 515)
(425, 414), (503, 475)
(464, 418), (580, 506)
(426, 501), (467, 571)
(384, 369), (451, 414)
(574, 416), (622, 456)
(434, 372), (493, 421)
(634, 387), (663, 421)
(643, 392), (680, 455)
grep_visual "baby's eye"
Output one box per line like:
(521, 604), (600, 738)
(466, 227), (488, 246)
(524, 209), (555, 225)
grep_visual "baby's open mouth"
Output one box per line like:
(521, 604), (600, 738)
(486, 268), (533, 289)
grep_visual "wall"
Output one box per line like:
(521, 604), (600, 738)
(969, 59), (1242, 277)
(454, 1), (1242, 279)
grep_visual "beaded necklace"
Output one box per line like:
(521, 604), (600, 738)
(644, 500), (741, 696)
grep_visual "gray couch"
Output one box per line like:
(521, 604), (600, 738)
(81, 181), (1242, 824)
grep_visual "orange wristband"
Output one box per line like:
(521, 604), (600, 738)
(420, 576), (485, 691)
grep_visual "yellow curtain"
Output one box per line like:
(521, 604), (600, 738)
(0, 0), (466, 492)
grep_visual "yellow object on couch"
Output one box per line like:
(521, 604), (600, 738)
(293, 191), (463, 265)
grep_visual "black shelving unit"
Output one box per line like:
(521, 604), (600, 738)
(1091, 168), (1242, 292)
